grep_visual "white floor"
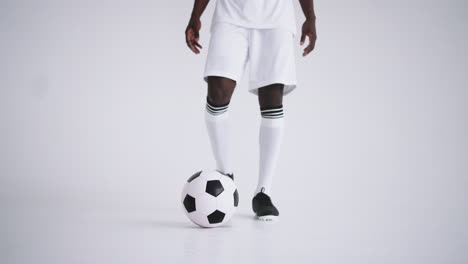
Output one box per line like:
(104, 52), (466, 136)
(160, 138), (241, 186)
(2, 181), (467, 264)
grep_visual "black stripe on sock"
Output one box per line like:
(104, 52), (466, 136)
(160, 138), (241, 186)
(260, 104), (283, 111)
(206, 103), (228, 112)
(206, 105), (227, 115)
(262, 115), (284, 119)
(261, 109), (283, 115)
(262, 112), (283, 117)
(260, 105), (283, 118)
(206, 96), (230, 115)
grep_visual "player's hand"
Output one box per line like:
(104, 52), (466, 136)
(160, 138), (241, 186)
(300, 18), (317, 57)
(185, 17), (203, 54)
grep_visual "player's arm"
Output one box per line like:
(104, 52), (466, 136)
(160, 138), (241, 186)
(298, 0), (317, 56)
(186, 0), (210, 54)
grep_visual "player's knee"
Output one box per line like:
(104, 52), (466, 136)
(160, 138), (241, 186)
(258, 84), (284, 108)
(207, 76), (235, 105)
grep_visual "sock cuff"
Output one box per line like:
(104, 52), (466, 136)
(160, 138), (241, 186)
(260, 105), (284, 119)
(206, 96), (230, 115)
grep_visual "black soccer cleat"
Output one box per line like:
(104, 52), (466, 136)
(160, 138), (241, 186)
(217, 170), (234, 181)
(226, 173), (234, 180)
(252, 188), (279, 221)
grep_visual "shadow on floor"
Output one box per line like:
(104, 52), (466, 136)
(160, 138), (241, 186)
(119, 218), (197, 229)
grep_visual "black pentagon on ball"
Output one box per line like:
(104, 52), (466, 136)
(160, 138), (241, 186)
(207, 210), (225, 224)
(187, 170), (202, 182)
(205, 180), (224, 197)
(233, 189), (239, 207)
(183, 194), (196, 213)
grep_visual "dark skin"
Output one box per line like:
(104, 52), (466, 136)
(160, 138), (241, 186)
(185, 0), (316, 107)
(298, 0), (317, 56)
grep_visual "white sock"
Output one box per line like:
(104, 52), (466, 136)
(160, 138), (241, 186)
(205, 96), (232, 175)
(255, 105), (284, 196)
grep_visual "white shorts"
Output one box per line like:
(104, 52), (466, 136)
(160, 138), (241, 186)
(203, 22), (297, 96)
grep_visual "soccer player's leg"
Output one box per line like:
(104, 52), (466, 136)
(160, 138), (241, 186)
(204, 76), (236, 179)
(248, 28), (297, 221)
(202, 22), (249, 180)
(251, 84), (284, 221)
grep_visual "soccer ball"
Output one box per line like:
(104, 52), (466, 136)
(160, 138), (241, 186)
(181, 170), (239, 228)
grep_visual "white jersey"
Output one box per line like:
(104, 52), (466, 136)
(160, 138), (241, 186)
(211, 0), (297, 36)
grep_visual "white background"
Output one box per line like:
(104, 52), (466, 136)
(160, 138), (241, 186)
(1, 0), (467, 263)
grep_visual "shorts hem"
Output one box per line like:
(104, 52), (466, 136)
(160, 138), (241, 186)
(249, 80), (297, 96)
(203, 71), (241, 83)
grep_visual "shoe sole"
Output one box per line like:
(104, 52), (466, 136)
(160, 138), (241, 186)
(257, 215), (279, 222)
